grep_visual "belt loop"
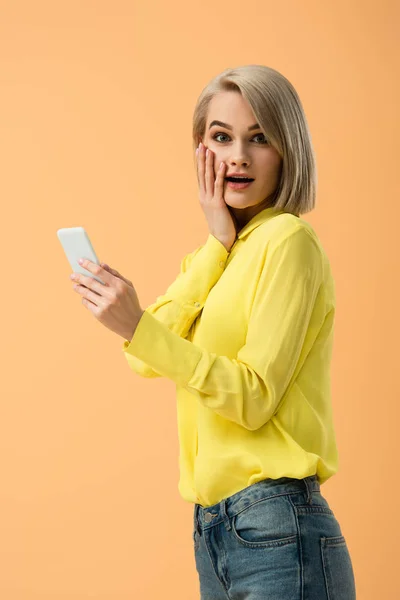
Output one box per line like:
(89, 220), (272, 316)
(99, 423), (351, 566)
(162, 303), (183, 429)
(194, 504), (201, 535)
(220, 498), (232, 531)
(303, 476), (313, 505)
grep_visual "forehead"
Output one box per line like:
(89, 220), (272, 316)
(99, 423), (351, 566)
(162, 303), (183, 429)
(206, 91), (256, 127)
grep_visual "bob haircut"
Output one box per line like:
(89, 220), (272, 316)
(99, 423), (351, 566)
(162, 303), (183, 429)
(192, 64), (317, 216)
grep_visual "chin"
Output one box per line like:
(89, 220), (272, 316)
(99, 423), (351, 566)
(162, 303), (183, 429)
(225, 196), (255, 208)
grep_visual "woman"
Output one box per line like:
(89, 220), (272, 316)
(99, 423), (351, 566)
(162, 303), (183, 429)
(122, 65), (356, 599)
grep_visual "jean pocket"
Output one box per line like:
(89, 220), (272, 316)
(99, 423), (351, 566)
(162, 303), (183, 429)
(231, 496), (298, 548)
(321, 536), (356, 599)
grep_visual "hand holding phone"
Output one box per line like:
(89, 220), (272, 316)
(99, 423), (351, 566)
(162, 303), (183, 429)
(57, 226), (105, 285)
(57, 226), (143, 341)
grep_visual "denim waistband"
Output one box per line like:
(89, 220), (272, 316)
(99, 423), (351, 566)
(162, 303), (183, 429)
(194, 475), (320, 534)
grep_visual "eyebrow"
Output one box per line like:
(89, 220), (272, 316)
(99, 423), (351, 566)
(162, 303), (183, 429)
(208, 120), (261, 131)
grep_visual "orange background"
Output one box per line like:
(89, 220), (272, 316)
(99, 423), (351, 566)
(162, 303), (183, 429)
(1, 1), (398, 598)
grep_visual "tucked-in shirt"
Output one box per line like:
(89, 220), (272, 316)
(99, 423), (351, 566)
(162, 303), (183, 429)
(122, 206), (338, 508)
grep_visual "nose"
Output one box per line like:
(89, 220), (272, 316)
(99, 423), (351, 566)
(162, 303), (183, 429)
(229, 157), (250, 169)
(227, 143), (251, 168)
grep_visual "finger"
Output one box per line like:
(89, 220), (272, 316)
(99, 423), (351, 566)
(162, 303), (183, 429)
(77, 285), (104, 307)
(215, 161), (226, 197)
(205, 148), (215, 199)
(195, 147), (200, 187)
(197, 144), (205, 198)
(78, 259), (111, 285)
(101, 263), (116, 274)
(73, 273), (112, 298)
(101, 263), (131, 285)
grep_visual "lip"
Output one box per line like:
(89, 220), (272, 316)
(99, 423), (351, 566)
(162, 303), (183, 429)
(226, 172), (255, 178)
(226, 180), (254, 190)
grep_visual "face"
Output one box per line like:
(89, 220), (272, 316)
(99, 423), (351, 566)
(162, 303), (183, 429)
(200, 91), (282, 229)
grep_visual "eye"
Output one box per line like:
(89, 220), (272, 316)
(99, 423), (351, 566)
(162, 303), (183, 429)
(212, 132), (269, 144)
(253, 133), (269, 144)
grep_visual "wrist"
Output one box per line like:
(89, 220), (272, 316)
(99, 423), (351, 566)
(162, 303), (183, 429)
(124, 310), (145, 342)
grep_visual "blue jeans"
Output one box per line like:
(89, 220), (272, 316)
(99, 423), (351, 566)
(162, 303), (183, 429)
(193, 475), (356, 599)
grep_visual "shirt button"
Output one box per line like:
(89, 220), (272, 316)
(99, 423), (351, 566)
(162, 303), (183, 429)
(219, 261), (225, 268)
(194, 302), (201, 308)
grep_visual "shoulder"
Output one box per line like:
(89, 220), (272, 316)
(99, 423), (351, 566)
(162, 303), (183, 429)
(266, 214), (334, 297)
(257, 212), (322, 255)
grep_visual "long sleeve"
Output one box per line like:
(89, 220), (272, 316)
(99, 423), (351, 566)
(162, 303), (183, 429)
(123, 233), (230, 377)
(123, 227), (324, 430)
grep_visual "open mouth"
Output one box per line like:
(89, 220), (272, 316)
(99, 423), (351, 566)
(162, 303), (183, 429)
(225, 177), (255, 183)
(225, 177), (255, 190)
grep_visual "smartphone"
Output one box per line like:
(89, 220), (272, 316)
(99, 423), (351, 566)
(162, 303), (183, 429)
(57, 227), (105, 285)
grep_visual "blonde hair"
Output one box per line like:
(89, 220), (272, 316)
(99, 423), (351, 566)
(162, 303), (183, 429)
(192, 64), (317, 216)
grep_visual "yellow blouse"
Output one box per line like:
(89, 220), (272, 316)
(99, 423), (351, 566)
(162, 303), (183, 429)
(122, 207), (338, 508)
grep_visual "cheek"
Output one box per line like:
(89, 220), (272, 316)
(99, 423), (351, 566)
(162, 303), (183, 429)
(207, 140), (222, 155)
(212, 152), (224, 172)
(258, 158), (282, 181)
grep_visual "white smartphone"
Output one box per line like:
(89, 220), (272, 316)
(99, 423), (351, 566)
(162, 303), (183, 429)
(57, 226), (106, 285)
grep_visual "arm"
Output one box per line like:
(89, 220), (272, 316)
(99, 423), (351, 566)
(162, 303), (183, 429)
(123, 227), (324, 430)
(123, 233), (230, 377)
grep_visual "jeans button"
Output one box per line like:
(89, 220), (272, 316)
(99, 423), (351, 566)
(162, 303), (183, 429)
(204, 512), (215, 523)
